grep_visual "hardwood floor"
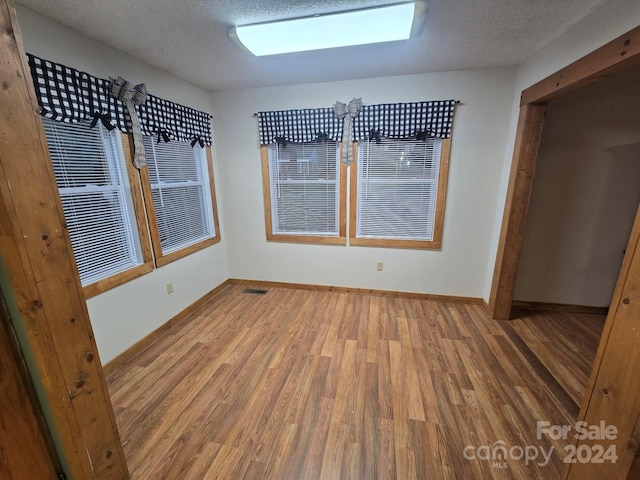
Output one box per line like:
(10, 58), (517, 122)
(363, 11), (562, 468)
(106, 286), (605, 479)
(508, 308), (605, 408)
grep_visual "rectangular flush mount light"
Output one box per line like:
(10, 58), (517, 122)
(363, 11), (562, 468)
(229, 1), (427, 56)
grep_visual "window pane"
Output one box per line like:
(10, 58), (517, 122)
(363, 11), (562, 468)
(42, 118), (142, 285)
(356, 137), (441, 241)
(142, 137), (214, 255)
(268, 141), (339, 236)
(151, 185), (209, 251)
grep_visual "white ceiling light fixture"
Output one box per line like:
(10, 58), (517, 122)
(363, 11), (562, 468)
(229, 1), (428, 56)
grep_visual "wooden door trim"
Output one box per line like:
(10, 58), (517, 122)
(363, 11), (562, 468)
(488, 25), (640, 320)
(521, 25), (640, 106)
(487, 103), (546, 319)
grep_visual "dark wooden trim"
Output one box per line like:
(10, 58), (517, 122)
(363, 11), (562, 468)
(229, 278), (483, 304)
(0, 1), (129, 477)
(487, 103), (546, 320)
(521, 25), (640, 105)
(511, 300), (608, 316)
(103, 279), (231, 376)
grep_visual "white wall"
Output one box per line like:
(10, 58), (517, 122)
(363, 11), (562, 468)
(514, 66), (640, 306)
(17, 6), (229, 362)
(212, 68), (515, 298)
(16, 0), (640, 352)
(483, 0), (640, 301)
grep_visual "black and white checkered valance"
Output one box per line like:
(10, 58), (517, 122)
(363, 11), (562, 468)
(258, 100), (456, 146)
(258, 108), (343, 145)
(353, 100), (457, 141)
(27, 54), (212, 146)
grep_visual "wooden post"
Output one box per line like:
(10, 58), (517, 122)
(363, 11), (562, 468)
(487, 103), (546, 319)
(0, 0), (129, 478)
(0, 300), (60, 478)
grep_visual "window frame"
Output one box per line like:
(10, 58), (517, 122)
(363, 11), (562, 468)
(260, 144), (347, 245)
(43, 127), (154, 299)
(139, 140), (221, 267)
(349, 137), (452, 249)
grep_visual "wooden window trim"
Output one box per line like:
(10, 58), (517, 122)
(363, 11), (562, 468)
(82, 133), (154, 298)
(140, 144), (221, 268)
(260, 144), (347, 246)
(349, 137), (451, 250)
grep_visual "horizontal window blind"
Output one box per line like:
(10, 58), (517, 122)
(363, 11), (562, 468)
(356, 137), (442, 241)
(268, 141), (340, 236)
(42, 118), (143, 285)
(143, 137), (214, 254)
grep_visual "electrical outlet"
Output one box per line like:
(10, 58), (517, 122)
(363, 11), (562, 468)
(166, 282), (174, 294)
(376, 261), (383, 271)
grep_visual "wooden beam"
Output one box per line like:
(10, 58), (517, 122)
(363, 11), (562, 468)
(565, 204), (640, 479)
(487, 103), (546, 319)
(0, 300), (60, 479)
(0, 1), (129, 478)
(521, 25), (640, 105)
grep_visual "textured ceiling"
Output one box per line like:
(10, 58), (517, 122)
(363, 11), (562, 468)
(16, 0), (606, 92)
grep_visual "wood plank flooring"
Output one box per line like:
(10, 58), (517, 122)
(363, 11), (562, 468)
(106, 286), (605, 479)
(509, 308), (605, 408)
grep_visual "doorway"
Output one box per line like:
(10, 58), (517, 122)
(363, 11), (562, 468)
(488, 25), (640, 480)
(507, 64), (640, 409)
(514, 65), (640, 311)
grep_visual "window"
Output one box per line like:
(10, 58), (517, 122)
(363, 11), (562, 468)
(42, 118), (152, 296)
(261, 141), (346, 244)
(350, 136), (451, 249)
(257, 100), (456, 248)
(141, 137), (220, 266)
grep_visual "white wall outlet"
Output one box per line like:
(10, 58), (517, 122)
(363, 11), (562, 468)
(166, 282), (174, 294)
(376, 261), (383, 271)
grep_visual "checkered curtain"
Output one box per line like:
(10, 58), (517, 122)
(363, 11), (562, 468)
(257, 108), (343, 145)
(27, 54), (212, 146)
(353, 100), (457, 140)
(258, 100), (456, 146)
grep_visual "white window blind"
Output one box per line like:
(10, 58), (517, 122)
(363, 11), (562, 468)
(356, 137), (442, 241)
(42, 118), (143, 285)
(142, 137), (214, 255)
(268, 141), (340, 236)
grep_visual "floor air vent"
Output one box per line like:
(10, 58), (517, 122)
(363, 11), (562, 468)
(243, 288), (268, 295)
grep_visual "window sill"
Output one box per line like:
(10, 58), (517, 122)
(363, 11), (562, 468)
(349, 237), (442, 250)
(155, 234), (222, 268)
(266, 233), (347, 246)
(83, 262), (154, 298)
